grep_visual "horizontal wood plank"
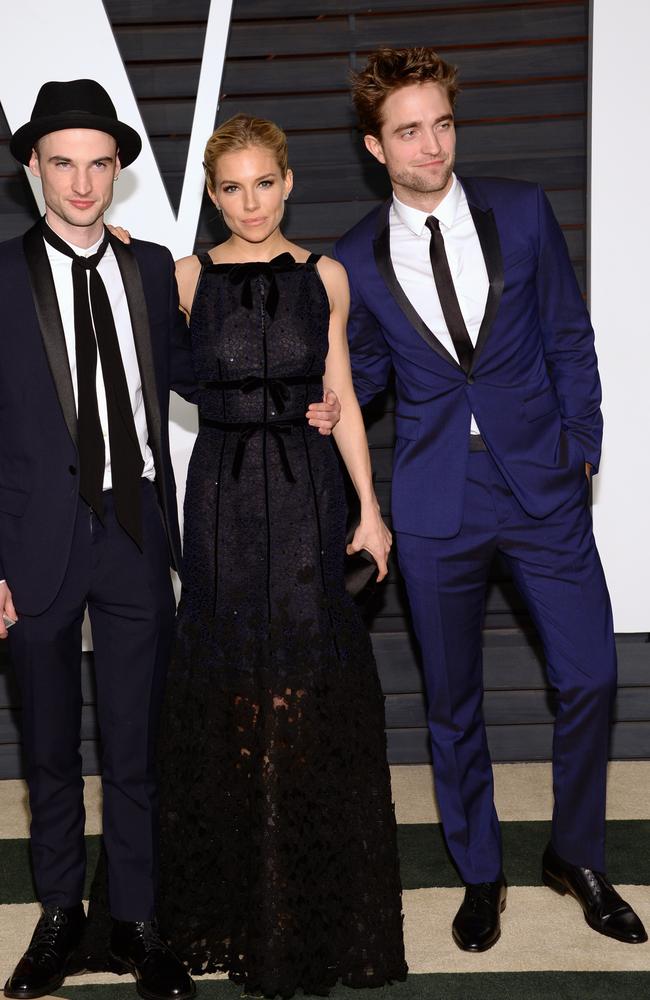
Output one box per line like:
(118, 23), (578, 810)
(387, 719), (650, 764)
(219, 42), (587, 97)
(225, 7), (588, 59)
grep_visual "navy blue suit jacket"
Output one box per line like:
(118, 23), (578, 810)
(334, 177), (602, 538)
(0, 223), (196, 615)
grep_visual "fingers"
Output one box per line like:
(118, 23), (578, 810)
(346, 533), (391, 582)
(306, 401), (338, 436)
(0, 586), (17, 639)
(106, 224), (132, 244)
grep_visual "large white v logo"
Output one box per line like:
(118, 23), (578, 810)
(0, 0), (233, 258)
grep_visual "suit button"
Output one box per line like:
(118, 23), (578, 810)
(467, 375), (475, 385)
(69, 465), (77, 475)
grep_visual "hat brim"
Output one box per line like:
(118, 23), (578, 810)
(10, 112), (142, 167)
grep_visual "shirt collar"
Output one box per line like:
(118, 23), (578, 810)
(392, 174), (461, 237)
(43, 225), (105, 259)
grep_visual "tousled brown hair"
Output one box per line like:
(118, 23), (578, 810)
(203, 113), (289, 191)
(352, 47), (459, 138)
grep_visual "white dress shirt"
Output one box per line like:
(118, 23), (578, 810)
(44, 231), (155, 489)
(389, 175), (489, 435)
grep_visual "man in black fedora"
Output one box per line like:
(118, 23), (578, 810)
(0, 79), (196, 1000)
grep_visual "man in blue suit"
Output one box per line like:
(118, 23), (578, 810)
(0, 80), (197, 1000)
(334, 48), (647, 951)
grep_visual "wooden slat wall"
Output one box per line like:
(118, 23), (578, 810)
(0, 0), (648, 775)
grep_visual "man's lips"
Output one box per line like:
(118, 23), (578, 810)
(69, 200), (95, 209)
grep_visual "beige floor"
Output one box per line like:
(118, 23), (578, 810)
(2, 885), (650, 987)
(3, 761), (650, 839)
(2, 762), (650, 986)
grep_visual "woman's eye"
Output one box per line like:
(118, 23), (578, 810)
(259, 180), (273, 188)
(223, 185), (238, 194)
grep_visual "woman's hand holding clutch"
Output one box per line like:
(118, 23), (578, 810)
(346, 506), (392, 582)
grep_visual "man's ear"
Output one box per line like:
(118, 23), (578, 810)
(364, 134), (386, 165)
(114, 152), (122, 181)
(28, 148), (41, 179)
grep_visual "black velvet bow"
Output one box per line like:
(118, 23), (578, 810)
(240, 375), (291, 415)
(228, 253), (295, 319)
(232, 421), (297, 483)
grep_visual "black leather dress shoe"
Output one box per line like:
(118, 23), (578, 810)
(542, 842), (648, 944)
(452, 878), (507, 951)
(109, 920), (195, 1000)
(4, 903), (86, 999)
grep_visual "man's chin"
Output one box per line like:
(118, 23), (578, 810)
(61, 210), (104, 229)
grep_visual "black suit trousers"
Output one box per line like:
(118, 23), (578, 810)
(9, 480), (175, 920)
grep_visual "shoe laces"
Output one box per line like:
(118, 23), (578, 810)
(29, 909), (67, 956)
(134, 921), (168, 954)
(583, 867), (619, 902)
(466, 883), (497, 910)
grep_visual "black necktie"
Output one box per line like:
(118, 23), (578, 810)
(42, 221), (144, 548)
(425, 215), (474, 374)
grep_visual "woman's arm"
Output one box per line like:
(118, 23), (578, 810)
(319, 257), (391, 580)
(175, 255), (202, 320)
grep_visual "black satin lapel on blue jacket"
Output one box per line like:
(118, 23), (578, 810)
(23, 222), (78, 447)
(467, 202), (504, 373)
(108, 233), (163, 461)
(372, 200), (461, 371)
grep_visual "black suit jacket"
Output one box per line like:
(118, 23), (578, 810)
(0, 222), (197, 615)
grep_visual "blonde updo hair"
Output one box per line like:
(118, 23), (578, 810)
(203, 114), (289, 192)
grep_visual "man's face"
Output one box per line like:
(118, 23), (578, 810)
(29, 129), (120, 235)
(364, 82), (456, 207)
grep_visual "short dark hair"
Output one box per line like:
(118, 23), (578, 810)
(352, 47), (460, 137)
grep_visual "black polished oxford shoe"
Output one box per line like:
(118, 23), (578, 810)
(109, 919), (195, 1000)
(4, 903), (86, 999)
(542, 842), (648, 944)
(452, 877), (507, 952)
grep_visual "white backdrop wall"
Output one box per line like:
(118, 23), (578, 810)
(590, 0), (650, 631)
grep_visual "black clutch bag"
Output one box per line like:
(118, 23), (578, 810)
(344, 530), (379, 598)
(343, 486), (380, 599)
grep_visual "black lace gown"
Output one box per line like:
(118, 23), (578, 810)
(82, 253), (407, 997)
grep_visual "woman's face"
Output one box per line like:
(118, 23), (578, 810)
(209, 144), (292, 244)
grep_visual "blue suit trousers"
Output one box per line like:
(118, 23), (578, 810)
(396, 449), (616, 883)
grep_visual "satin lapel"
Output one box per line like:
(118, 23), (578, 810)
(372, 200), (461, 371)
(108, 233), (163, 459)
(23, 223), (78, 446)
(467, 200), (504, 373)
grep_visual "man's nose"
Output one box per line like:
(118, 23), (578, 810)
(422, 129), (443, 155)
(72, 171), (92, 195)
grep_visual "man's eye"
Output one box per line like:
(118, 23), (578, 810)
(402, 129), (416, 139)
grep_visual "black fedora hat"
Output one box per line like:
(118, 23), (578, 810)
(10, 79), (142, 167)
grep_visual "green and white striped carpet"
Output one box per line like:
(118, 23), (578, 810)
(1, 763), (649, 999)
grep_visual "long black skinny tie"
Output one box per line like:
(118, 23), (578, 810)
(425, 215), (474, 374)
(42, 221), (144, 548)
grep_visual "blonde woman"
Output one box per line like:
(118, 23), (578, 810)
(147, 115), (406, 996)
